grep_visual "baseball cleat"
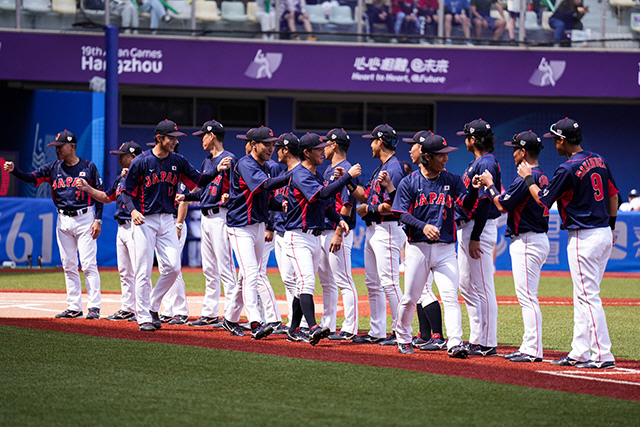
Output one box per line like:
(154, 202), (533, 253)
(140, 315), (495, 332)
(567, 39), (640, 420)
(329, 331), (357, 341)
(268, 322), (288, 335)
(447, 345), (468, 359)
(149, 311), (162, 330)
(550, 356), (579, 366)
(352, 333), (385, 344)
(467, 344), (497, 356)
(223, 318), (247, 336)
(139, 322), (156, 332)
(286, 328), (310, 343)
(502, 350), (523, 359)
(188, 316), (219, 327)
(309, 325), (331, 346)
(86, 307), (100, 320)
(107, 310), (136, 321)
(398, 343), (414, 354)
(251, 323), (274, 340)
(127, 316), (138, 322)
(509, 354), (542, 363)
(420, 337), (447, 351)
(55, 309), (83, 318)
(168, 315), (188, 325)
(159, 314), (173, 323)
(379, 332), (397, 346)
(574, 360), (615, 369)
(411, 336), (428, 349)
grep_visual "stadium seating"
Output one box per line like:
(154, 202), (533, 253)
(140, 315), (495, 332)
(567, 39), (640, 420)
(195, 0), (221, 22)
(524, 11), (540, 30)
(246, 1), (258, 22)
(52, 0), (77, 14)
(0, 0), (15, 11)
(221, 1), (247, 21)
(631, 12), (640, 32)
(167, 0), (193, 20)
(541, 10), (553, 31)
(307, 4), (328, 26)
(22, 0), (51, 13)
(329, 5), (355, 26)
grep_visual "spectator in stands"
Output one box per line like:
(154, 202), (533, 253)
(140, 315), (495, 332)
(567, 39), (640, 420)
(365, 0), (396, 41)
(416, 0), (439, 36)
(506, 0), (523, 44)
(139, 0), (171, 32)
(619, 189), (639, 212)
(283, 0), (317, 40)
(470, 0), (506, 42)
(393, 0), (438, 41)
(256, 0), (277, 40)
(84, 0), (169, 33)
(549, 0), (588, 46)
(444, 0), (472, 44)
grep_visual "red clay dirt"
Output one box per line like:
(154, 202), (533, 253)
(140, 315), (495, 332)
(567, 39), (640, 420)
(2, 316), (639, 402)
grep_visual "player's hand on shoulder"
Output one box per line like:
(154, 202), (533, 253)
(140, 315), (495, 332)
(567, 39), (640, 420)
(131, 210), (145, 225)
(422, 224), (441, 241)
(517, 161), (532, 179)
(334, 167), (346, 179)
(348, 163), (361, 178)
(3, 161), (14, 172)
(469, 239), (483, 259)
(217, 156), (232, 171)
(478, 170), (493, 187)
(121, 168), (129, 178)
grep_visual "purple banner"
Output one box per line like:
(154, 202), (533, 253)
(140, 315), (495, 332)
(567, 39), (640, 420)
(1, 31), (639, 98)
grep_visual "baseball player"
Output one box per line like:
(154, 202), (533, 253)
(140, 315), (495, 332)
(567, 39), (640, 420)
(317, 128), (359, 340)
(222, 126), (291, 340)
(455, 119), (502, 356)
(389, 133), (478, 357)
(478, 131), (549, 362)
(4, 130), (103, 319)
(121, 119), (229, 332)
(350, 124), (406, 345)
(518, 117), (618, 369)
(182, 120), (237, 328)
(76, 141), (143, 321)
(282, 132), (361, 346)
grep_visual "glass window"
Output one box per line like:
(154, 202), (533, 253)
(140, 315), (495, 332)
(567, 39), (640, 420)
(197, 99), (266, 128)
(367, 103), (434, 132)
(295, 101), (363, 130)
(121, 96), (192, 126)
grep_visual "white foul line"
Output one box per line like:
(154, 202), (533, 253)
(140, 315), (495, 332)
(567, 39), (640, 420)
(537, 370), (640, 387)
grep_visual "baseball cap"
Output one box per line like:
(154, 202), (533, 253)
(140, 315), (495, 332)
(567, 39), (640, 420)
(543, 117), (581, 139)
(402, 130), (434, 145)
(193, 120), (224, 136)
(456, 119), (492, 137)
(110, 141), (142, 156)
(155, 119), (186, 137)
(629, 189), (638, 198)
(299, 133), (330, 151)
(47, 130), (77, 147)
(236, 126), (277, 143)
(321, 128), (351, 148)
(421, 134), (458, 154)
(362, 124), (398, 147)
(504, 131), (543, 150)
(276, 132), (300, 150)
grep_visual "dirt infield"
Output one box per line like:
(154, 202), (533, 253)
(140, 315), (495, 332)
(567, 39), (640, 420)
(1, 316), (639, 402)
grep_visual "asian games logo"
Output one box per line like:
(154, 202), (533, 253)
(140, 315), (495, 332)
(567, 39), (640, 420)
(529, 57), (566, 87)
(244, 49), (283, 80)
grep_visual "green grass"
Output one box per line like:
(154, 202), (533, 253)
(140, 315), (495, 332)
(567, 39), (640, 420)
(1, 325), (638, 426)
(1, 271), (639, 360)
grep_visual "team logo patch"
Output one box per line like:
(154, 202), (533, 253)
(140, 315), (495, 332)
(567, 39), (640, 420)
(172, 166), (177, 171)
(529, 57), (566, 88)
(79, 171), (86, 177)
(444, 185), (450, 191)
(245, 49), (283, 80)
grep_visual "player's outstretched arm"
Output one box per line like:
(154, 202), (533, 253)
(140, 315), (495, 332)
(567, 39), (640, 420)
(478, 170), (506, 213)
(3, 161), (37, 184)
(76, 178), (112, 204)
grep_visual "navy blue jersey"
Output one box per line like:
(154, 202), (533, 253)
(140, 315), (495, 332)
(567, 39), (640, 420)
(105, 176), (130, 222)
(323, 160), (358, 231)
(187, 151), (237, 209)
(123, 149), (212, 216)
(272, 165), (289, 233)
(392, 170), (470, 243)
(455, 153), (502, 221)
(499, 166), (549, 237)
(32, 158), (104, 218)
(363, 155), (406, 224)
(538, 151), (618, 230)
(284, 163), (328, 231)
(226, 154), (277, 227)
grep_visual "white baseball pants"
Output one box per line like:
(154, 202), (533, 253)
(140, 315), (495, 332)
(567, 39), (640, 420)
(199, 210), (237, 319)
(132, 213), (181, 325)
(567, 227), (614, 363)
(56, 207), (101, 312)
(115, 222), (136, 313)
(510, 232), (549, 358)
(457, 219), (498, 347)
(275, 231), (302, 328)
(397, 242), (463, 349)
(318, 230), (358, 335)
(160, 220), (188, 317)
(285, 229), (321, 297)
(364, 222), (404, 339)
(258, 237), (283, 324)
